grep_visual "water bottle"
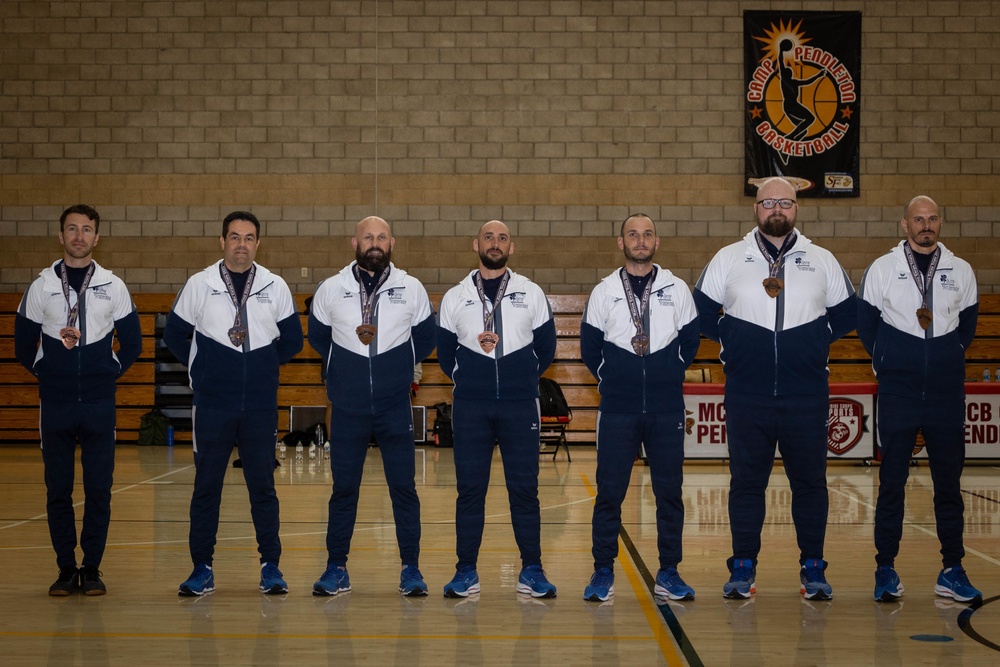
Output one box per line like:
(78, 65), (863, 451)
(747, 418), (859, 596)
(277, 439), (285, 460)
(323, 440), (330, 460)
(166, 425), (174, 447)
(295, 442), (304, 461)
(309, 443), (317, 460)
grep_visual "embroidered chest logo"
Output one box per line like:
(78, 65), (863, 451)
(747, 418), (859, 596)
(793, 256), (816, 273)
(938, 273), (959, 292)
(386, 288), (407, 305)
(507, 293), (528, 309)
(656, 289), (674, 307)
(91, 286), (112, 301)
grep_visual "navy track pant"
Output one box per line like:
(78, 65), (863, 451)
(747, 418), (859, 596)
(875, 394), (966, 568)
(725, 391), (829, 567)
(452, 398), (542, 569)
(40, 398), (117, 570)
(189, 406), (281, 566)
(326, 397), (421, 567)
(591, 409), (687, 571)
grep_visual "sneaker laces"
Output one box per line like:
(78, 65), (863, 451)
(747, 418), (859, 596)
(802, 565), (827, 584)
(591, 568), (614, 587)
(875, 567), (895, 587)
(731, 562), (754, 582)
(947, 567), (971, 587)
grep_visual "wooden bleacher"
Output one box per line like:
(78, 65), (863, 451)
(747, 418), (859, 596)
(2, 292), (1000, 446)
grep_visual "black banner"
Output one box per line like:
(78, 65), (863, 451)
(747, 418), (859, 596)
(744, 11), (861, 197)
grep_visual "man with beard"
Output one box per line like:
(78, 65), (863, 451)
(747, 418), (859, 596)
(166, 211), (303, 596)
(15, 204), (142, 595)
(694, 177), (856, 601)
(580, 214), (701, 602)
(308, 215), (435, 596)
(436, 220), (558, 598)
(858, 196), (982, 604)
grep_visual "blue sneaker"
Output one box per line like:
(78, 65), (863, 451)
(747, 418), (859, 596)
(399, 565), (428, 596)
(259, 562), (288, 594)
(583, 567), (614, 602)
(723, 558), (756, 599)
(179, 564), (215, 597)
(313, 565), (351, 596)
(517, 564), (557, 598)
(800, 558), (833, 600)
(934, 566), (982, 603)
(874, 565), (904, 602)
(443, 567), (480, 598)
(655, 567), (695, 601)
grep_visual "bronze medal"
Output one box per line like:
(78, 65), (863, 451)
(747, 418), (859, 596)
(478, 331), (499, 353)
(762, 277), (784, 298)
(916, 307), (933, 330)
(631, 333), (649, 356)
(356, 324), (377, 345)
(60, 327), (81, 349)
(228, 325), (248, 347)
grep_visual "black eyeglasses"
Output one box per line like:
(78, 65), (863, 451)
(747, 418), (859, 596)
(756, 198), (796, 210)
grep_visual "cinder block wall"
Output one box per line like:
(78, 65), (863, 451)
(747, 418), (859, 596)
(2, 1), (998, 294)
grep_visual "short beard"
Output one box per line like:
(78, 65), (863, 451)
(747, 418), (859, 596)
(356, 246), (390, 275)
(911, 231), (936, 248)
(623, 247), (654, 265)
(479, 249), (508, 271)
(759, 213), (794, 238)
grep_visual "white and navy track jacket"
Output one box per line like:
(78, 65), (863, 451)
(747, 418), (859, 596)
(15, 260), (142, 402)
(694, 229), (856, 397)
(581, 266), (700, 414)
(163, 260), (303, 411)
(857, 241), (978, 399)
(436, 269), (556, 401)
(308, 262), (435, 413)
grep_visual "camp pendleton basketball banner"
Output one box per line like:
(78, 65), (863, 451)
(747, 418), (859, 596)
(744, 11), (861, 197)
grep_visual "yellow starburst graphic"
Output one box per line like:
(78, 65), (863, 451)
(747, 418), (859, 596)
(753, 18), (811, 63)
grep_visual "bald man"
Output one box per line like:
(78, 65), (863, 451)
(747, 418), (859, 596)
(858, 196), (982, 604)
(308, 216), (436, 597)
(694, 177), (856, 601)
(437, 220), (558, 598)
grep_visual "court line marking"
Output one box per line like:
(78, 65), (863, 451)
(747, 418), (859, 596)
(581, 473), (689, 667)
(0, 464), (195, 533)
(828, 485), (1000, 568)
(0, 478), (597, 550)
(0, 630), (656, 642)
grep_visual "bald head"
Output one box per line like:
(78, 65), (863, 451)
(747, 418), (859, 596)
(901, 195), (942, 254)
(754, 177), (798, 241)
(474, 219), (513, 276)
(352, 215), (394, 275)
(903, 195), (938, 219)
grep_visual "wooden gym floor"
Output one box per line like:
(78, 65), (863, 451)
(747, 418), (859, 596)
(0, 443), (998, 666)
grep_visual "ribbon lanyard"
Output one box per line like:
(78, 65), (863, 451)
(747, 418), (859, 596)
(755, 231), (796, 298)
(619, 267), (655, 355)
(902, 243), (940, 331)
(58, 261), (95, 348)
(474, 270), (510, 354)
(353, 264), (390, 345)
(220, 263), (256, 347)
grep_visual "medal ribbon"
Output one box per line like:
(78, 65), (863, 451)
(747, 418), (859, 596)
(754, 231), (797, 281)
(475, 270), (510, 333)
(619, 266), (655, 349)
(60, 261), (95, 331)
(902, 243), (940, 314)
(353, 264), (391, 328)
(220, 263), (256, 347)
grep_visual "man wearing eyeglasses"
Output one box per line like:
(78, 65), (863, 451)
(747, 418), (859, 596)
(694, 177), (856, 601)
(164, 211), (304, 597)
